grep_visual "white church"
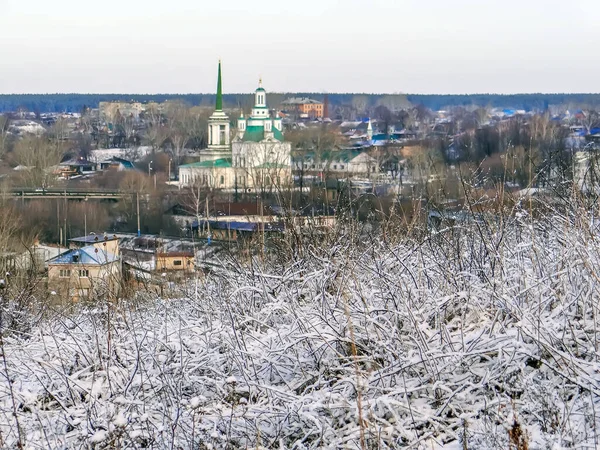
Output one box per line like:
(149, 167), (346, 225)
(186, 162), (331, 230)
(178, 62), (292, 193)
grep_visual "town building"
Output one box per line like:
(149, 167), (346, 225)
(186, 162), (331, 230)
(47, 244), (121, 301)
(292, 149), (379, 177)
(282, 97), (324, 119)
(99, 101), (146, 123)
(178, 62), (292, 193)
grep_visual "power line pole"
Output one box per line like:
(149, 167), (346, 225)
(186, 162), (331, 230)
(136, 192), (141, 237)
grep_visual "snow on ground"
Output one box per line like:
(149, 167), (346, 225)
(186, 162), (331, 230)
(91, 146), (152, 162)
(1, 215), (600, 448)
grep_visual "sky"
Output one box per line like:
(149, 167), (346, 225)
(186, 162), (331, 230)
(0, 0), (599, 95)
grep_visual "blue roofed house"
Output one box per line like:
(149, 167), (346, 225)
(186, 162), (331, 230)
(99, 157), (136, 172)
(47, 242), (121, 301)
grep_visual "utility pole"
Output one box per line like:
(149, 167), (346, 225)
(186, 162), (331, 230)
(136, 192), (141, 237)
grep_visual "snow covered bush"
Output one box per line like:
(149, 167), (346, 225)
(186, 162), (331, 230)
(1, 211), (600, 448)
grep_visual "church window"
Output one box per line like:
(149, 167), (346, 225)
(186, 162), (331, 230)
(219, 125), (226, 145)
(220, 175), (224, 185)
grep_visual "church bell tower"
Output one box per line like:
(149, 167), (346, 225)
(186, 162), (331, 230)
(207, 61), (231, 154)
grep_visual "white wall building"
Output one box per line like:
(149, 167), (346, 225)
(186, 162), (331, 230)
(179, 64), (291, 193)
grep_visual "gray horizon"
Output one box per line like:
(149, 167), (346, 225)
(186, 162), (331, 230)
(1, 0), (598, 95)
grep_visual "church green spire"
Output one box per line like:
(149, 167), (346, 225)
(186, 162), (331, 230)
(215, 60), (223, 111)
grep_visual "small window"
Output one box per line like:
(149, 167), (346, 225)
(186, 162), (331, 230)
(79, 269), (89, 278)
(173, 260), (182, 266)
(59, 269), (71, 278)
(311, 165), (315, 169)
(340, 165), (345, 170)
(220, 175), (225, 185)
(333, 165), (337, 169)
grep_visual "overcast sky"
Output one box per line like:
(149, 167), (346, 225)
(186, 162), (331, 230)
(0, 0), (598, 95)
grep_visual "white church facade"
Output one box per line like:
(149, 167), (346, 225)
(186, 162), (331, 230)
(178, 62), (292, 193)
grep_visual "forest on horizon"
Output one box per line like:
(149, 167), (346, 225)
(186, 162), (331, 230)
(2, 92), (600, 115)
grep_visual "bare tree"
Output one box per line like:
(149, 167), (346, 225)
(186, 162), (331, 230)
(0, 115), (10, 160)
(351, 95), (369, 118)
(377, 94), (411, 113)
(13, 136), (65, 188)
(580, 110), (599, 135)
(243, 142), (293, 198)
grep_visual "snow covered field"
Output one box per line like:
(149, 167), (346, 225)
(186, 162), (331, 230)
(1, 214), (600, 448)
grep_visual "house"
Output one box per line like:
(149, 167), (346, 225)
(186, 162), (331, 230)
(47, 245), (121, 301)
(99, 157), (136, 172)
(69, 234), (120, 256)
(0, 240), (65, 276)
(57, 158), (98, 179)
(156, 252), (195, 273)
(293, 149), (380, 177)
(119, 235), (203, 276)
(282, 97), (324, 118)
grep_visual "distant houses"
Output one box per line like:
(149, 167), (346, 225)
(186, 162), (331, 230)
(56, 156), (137, 179)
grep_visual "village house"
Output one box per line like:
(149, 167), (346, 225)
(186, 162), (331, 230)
(47, 244), (121, 301)
(98, 156), (136, 172)
(156, 252), (195, 273)
(119, 235), (199, 278)
(57, 157), (98, 179)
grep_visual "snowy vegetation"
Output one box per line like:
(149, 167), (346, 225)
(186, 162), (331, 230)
(1, 210), (600, 449)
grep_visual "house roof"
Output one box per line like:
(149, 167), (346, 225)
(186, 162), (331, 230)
(193, 220), (285, 232)
(48, 245), (119, 265)
(101, 157), (136, 169)
(60, 158), (96, 167)
(282, 97), (323, 105)
(242, 125), (284, 142)
(70, 234), (119, 244)
(179, 158), (232, 169)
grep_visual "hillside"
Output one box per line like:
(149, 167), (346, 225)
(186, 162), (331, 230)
(0, 214), (599, 448)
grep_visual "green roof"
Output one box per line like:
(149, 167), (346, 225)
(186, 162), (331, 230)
(242, 125), (284, 142)
(179, 158), (232, 169)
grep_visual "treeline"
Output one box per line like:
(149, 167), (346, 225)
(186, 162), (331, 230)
(3, 93), (600, 114)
